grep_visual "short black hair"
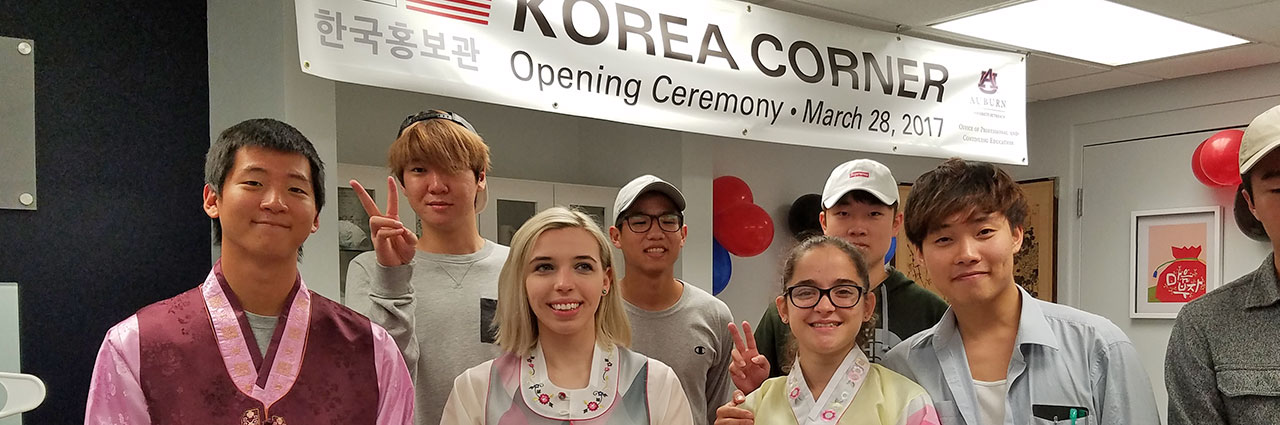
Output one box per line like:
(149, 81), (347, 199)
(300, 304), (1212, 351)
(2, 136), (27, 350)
(1237, 172), (1270, 241)
(204, 118), (325, 244)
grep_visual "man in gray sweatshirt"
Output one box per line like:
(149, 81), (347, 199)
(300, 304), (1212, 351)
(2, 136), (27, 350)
(346, 110), (508, 425)
(610, 174), (735, 425)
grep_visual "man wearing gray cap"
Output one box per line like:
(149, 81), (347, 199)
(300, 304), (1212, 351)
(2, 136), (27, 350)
(1167, 104), (1280, 424)
(610, 175), (734, 425)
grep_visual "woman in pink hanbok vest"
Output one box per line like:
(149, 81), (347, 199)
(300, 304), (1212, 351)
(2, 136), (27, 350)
(441, 207), (693, 425)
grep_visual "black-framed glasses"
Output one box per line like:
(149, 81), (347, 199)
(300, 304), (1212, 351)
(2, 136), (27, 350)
(622, 213), (683, 233)
(785, 285), (865, 309)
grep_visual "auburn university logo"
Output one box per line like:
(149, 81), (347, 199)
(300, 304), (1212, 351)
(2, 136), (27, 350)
(978, 69), (999, 94)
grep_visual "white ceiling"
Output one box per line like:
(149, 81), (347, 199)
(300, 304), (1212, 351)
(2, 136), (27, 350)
(745, 0), (1280, 101)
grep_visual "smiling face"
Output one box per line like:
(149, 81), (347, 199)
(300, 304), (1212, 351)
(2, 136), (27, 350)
(525, 227), (613, 341)
(610, 192), (687, 274)
(820, 192), (901, 261)
(203, 146), (319, 261)
(777, 244), (875, 360)
(916, 210), (1023, 308)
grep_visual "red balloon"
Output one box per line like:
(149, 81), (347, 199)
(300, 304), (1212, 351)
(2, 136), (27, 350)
(714, 203), (775, 257)
(1199, 130), (1244, 186)
(713, 176), (753, 215)
(1190, 141), (1218, 187)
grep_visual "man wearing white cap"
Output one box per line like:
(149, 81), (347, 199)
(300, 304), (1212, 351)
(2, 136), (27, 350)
(1167, 105), (1280, 424)
(610, 174), (735, 425)
(730, 159), (948, 394)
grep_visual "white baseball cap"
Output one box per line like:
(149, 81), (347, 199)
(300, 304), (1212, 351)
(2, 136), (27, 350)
(613, 175), (686, 223)
(821, 159), (899, 208)
(1240, 104), (1280, 174)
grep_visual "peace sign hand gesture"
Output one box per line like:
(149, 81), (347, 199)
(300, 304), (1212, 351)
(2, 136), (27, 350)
(350, 177), (418, 267)
(728, 321), (771, 394)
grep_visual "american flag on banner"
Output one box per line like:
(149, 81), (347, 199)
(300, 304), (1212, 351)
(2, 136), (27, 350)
(405, 0), (491, 25)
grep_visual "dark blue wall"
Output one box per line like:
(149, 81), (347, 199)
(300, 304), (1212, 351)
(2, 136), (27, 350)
(0, 1), (210, 423)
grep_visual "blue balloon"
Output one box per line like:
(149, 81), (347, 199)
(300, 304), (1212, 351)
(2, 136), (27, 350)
(884, 236), (897, 265)
(712, 239), (732, 295)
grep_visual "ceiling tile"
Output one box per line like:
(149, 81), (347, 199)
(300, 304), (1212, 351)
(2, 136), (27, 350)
(1027, 70), (1160, 100)
(1026, 54), (1110, 85)
(1186, 1), (1280, 44)
(788, 0), (1009, 26)
(751, 0), (899, 32)
(1112, 0), (1269, 18)
(1120, 43), (1280, 79)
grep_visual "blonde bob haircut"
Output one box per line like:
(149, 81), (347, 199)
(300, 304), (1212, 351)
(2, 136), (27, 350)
(387, 110), (491, 185)
(494, 206), (632, 356)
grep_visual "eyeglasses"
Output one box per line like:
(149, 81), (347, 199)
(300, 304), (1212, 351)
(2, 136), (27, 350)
(785, 285), (866, 309)
(622, 213), (683, 233)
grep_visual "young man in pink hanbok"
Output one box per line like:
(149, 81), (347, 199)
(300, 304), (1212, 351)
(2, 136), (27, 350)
(84, 118), (414, 424)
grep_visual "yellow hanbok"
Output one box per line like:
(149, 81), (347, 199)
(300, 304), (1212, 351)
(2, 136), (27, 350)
(742, 349), (939, 425)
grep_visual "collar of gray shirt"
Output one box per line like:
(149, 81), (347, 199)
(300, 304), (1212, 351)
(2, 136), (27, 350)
(923, 286), (1061, 353)
(1245, 253), (1280, 309)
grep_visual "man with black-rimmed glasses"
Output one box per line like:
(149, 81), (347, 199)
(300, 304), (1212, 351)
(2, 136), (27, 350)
(610, 174), (734, 425)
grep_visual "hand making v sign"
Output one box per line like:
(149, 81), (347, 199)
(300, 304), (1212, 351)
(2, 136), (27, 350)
(350, 177), (418, 267)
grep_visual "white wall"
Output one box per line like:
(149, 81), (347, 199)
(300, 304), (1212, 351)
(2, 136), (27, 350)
(1080, 130), (1272, 422)
(1031, 62), (1280, 419)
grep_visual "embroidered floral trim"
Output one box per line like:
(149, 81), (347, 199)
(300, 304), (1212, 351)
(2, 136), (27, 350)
(602, 347), (615, 384)
(524, 344), (618, 417)
(582, 390), (610, 413)
(529, 383), (555, 407)
(787, 349), (871, 424)
(847, 365), (865, 381)
(241, 408), (286, 425)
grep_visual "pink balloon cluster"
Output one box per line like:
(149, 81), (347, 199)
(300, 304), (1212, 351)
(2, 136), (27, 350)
(713, 176), (775, 257)
(1191, 129), (1244, 187)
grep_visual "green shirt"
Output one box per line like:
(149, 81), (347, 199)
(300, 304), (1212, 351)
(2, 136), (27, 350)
(755, 267), (948, 376)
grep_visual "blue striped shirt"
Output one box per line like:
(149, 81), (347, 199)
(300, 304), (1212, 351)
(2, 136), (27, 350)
(882, 287), (1160, 425)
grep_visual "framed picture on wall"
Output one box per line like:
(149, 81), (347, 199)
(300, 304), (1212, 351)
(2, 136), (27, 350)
(895, 178), (1058, 303)
(1130, 206), (1222, 319)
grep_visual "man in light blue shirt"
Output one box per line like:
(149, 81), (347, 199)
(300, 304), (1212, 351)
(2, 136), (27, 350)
(882, 158), (1159, 425)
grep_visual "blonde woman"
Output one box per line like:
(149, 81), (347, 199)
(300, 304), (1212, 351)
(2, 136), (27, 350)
(717, 236), (938, 425)
(442, 207), (694, 425)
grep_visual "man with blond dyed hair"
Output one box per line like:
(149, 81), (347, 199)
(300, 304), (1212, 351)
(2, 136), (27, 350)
(347, 110), (509, 424)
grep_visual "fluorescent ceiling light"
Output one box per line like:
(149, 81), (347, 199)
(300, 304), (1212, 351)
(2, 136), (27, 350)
(931, 0), (1248, 66)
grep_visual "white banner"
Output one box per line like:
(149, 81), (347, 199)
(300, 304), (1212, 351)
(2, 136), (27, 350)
(296, 0), (1027, 164)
